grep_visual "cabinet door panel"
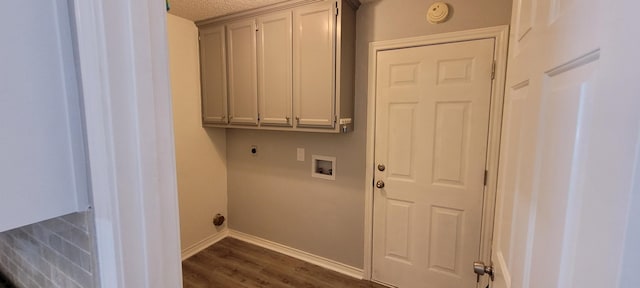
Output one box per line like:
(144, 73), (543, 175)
(258, 11), (293, 127)
(1, 0), (88, 232)
(293, 1), (336, 128)
(200, 25), (228, 124)
(227, 19), (258, 125)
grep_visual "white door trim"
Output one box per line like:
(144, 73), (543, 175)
(363, 25), (509, 281)
(71, 0), (182, 287)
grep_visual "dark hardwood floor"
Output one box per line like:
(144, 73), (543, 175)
(182, 237), (388, 288)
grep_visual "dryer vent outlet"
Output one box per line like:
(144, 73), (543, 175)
(212, 214), (225, 226)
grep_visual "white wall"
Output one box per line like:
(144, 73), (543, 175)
(620, 136), (640, 287)
(167, 14), (228, 251)
(227, 0), (511, 268)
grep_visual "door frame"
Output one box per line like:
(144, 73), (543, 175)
(363, 25), (509, 281)
(71, 0), (182, 286)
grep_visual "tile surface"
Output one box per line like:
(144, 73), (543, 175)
(0, 212), (97, 288)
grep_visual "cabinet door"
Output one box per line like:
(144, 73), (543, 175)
(200, 25), (228, 124)
(293, 1), (336, 128)
(227, 19), (258, 125)
(258, 11), (293, 127)
(1, 0), (88, 232)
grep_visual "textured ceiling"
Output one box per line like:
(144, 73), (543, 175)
(168, 0), (290, 21)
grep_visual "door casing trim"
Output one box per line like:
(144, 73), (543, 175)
(363, 25), (510, 283)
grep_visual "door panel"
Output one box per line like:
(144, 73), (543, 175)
(491, 79), (539, 288)
(373, 39), (495, 288)
(529, 53), (599, 288)
(200, 25), (227, 124)
(227, 18), (258, 125)
(429, 206), (464, 274)
(384, 199), (413, 262)
(432, 102), (471, 187)
(293, 1), (335, 128)
(387, 105), (416, 180)
(258, 11), (292, 126)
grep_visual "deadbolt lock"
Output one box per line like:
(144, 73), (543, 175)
(377, 164), (386, 171)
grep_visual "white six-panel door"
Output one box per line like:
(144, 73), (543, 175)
(491, 0), (640, 287)
(373, 39), (495, 288)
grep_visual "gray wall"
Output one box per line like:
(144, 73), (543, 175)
(227, 0), (512, 268)
(0, 212), (97, 288)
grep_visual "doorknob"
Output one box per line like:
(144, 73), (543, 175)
(473, 261), (494, 281)
(377, 164), (386, 171)
(376, 180), (385, 188)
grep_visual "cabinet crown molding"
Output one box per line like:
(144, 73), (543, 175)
(196, 0), (360, 27)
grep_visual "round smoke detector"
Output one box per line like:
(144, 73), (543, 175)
(427, 2), (450, 24)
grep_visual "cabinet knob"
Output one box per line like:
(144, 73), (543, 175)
(295, 116), (300, 123)
(285, 116), (290, 123)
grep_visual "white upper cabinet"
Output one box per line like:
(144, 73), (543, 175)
(0, 1), (88, 232)
(293, 1), (336, 128)
(227, 18), (259, 125)
(258, 11), (293, 127)
(200, 25), (228, 124)
(197, 0), (358, 133)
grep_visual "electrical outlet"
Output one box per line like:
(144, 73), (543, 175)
(297, 148), (305, 161)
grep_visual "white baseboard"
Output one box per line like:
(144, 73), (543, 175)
(228, 229), (364, 279)
(181, 229), (229, 261)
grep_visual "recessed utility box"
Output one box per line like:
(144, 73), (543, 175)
(312, 155), (336, 180)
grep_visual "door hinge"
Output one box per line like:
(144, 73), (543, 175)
(335, 1), (339, 16)
(490, 60), (496, 80)
(483, 170), (488, 186)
